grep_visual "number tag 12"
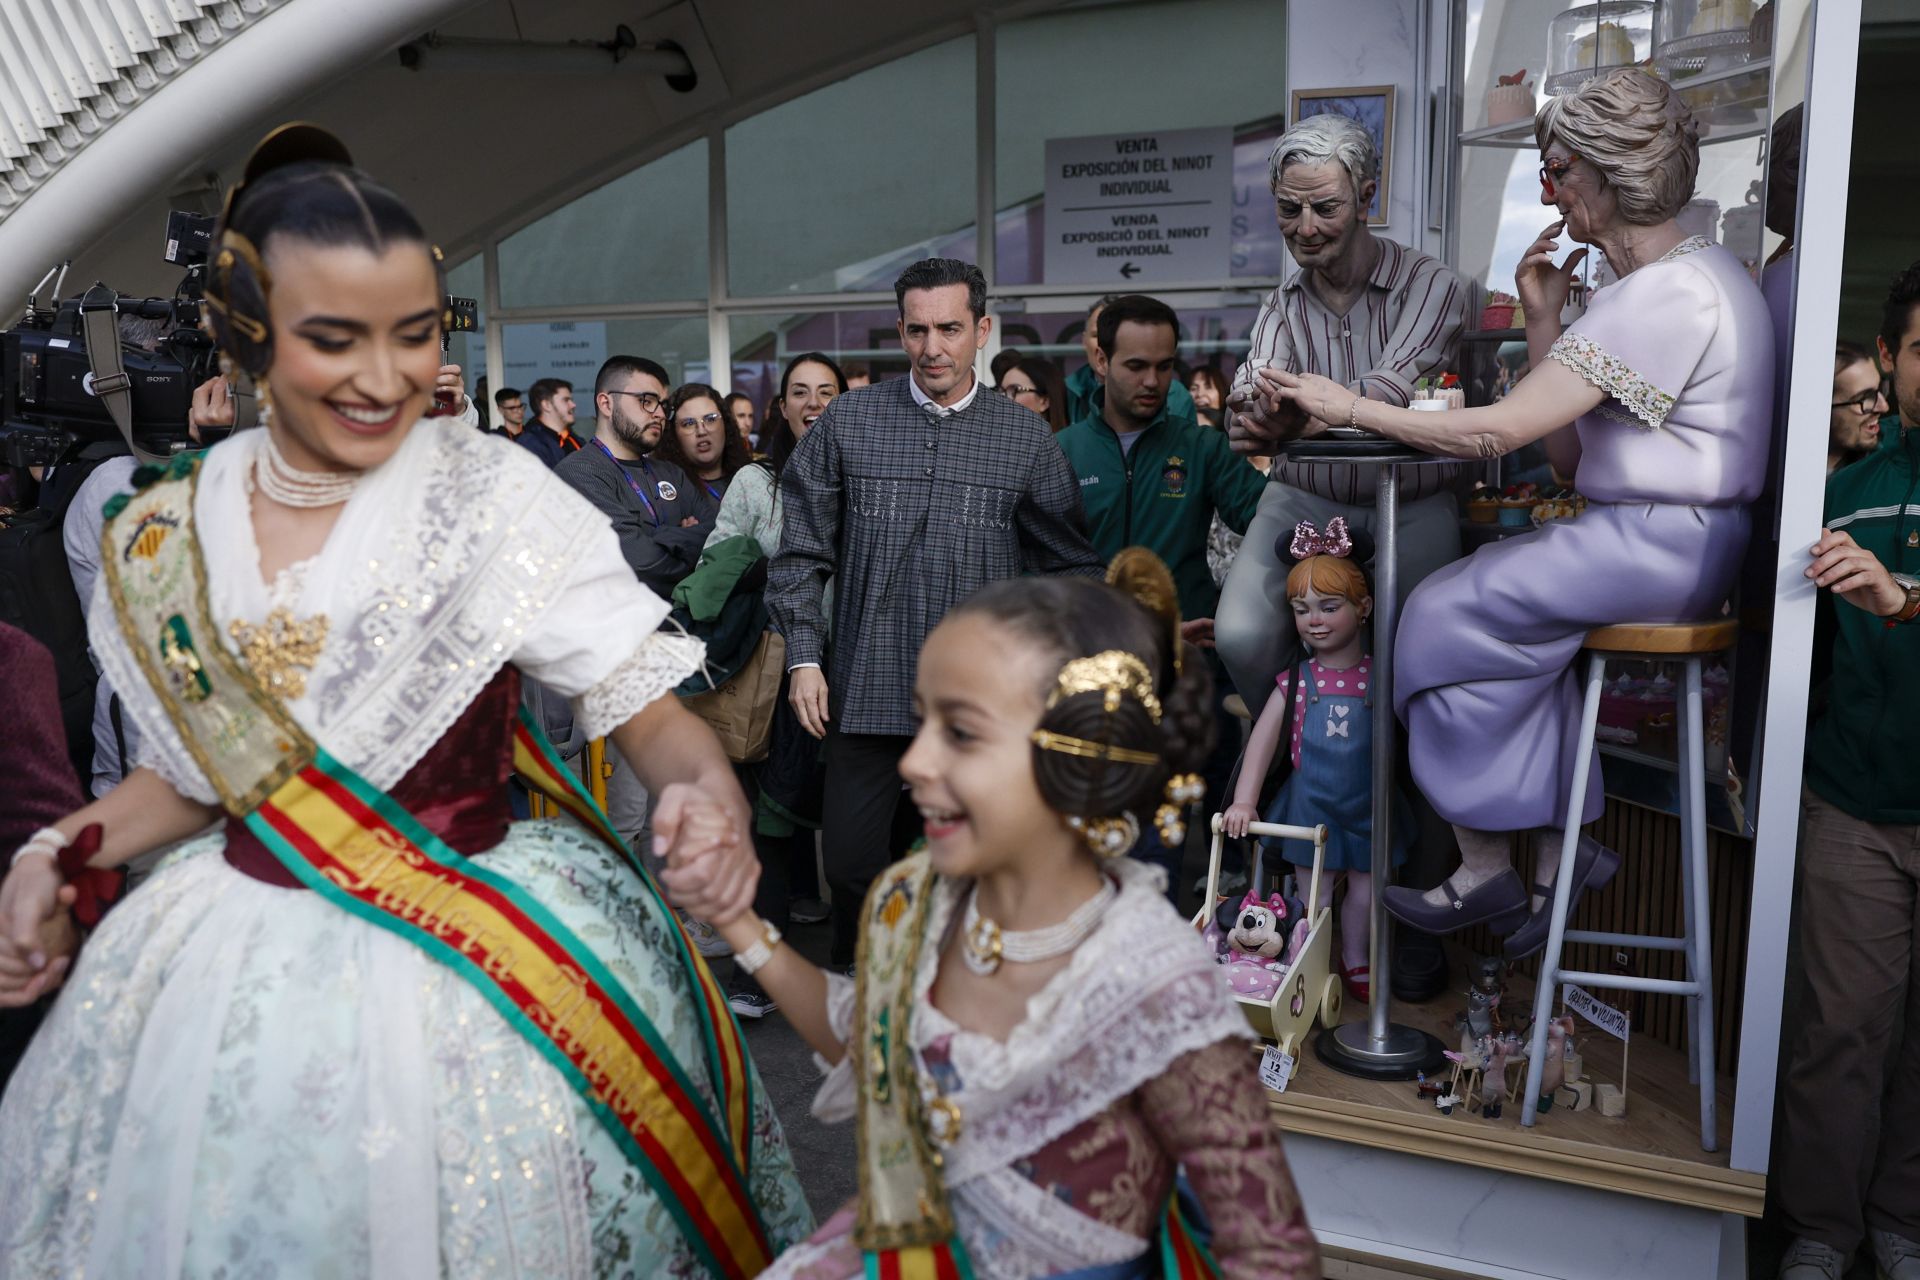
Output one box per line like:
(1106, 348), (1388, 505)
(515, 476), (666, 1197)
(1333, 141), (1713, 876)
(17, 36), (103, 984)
(1259, 1045), (1296, 1093)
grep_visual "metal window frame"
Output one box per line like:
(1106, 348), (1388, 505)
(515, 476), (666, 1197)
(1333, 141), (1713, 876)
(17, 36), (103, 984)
(482, 2), (1285, 401)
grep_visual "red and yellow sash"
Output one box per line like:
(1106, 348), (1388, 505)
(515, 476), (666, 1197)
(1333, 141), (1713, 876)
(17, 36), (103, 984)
(101, 455), (771, 1279)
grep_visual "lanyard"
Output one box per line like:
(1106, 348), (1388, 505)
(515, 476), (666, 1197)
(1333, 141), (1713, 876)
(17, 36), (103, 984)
(592, 438), (661, 526)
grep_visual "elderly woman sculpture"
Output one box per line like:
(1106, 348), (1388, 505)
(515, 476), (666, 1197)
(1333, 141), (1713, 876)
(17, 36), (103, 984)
(1266, 68), (1772, 957)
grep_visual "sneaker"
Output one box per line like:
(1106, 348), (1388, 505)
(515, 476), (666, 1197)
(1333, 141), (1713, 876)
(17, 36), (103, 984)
(791, 896), (830, 925)
(1778, 1236), (1847, 1280)
(683, 916), (732, 958)
(728, 989), (778, 1019)
(1873, 1228), (1920, 1280)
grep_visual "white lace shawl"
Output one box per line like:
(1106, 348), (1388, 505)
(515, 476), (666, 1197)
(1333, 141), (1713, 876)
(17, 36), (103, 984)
(92, 421), (704, 806)
(813, 858), (1250, 1273)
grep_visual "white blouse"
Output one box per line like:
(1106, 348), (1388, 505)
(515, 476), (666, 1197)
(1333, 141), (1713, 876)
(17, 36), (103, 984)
(92, 420), (704, 806)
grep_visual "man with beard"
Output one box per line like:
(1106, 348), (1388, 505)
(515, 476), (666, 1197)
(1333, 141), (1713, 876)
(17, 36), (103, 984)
(1827, 341), (1890, 475)
(556, 355), (716, 600)
(519, 377), (584, 468)
(768, 257), (1102, 969)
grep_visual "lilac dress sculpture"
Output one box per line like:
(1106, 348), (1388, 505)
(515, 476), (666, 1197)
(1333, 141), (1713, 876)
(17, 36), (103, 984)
(1396, 238), (1773, 832)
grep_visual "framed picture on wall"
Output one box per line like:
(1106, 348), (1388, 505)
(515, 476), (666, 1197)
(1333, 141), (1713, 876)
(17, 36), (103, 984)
(1289, 85), (1396, 226)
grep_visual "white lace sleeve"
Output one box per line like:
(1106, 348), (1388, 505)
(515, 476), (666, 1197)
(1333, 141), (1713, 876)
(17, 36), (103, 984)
(573, 629), (707, 740)
(811, 971), (859, 1124)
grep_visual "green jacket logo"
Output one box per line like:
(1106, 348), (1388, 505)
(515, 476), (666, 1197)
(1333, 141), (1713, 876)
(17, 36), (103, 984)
(1162, 455), (1187, 498)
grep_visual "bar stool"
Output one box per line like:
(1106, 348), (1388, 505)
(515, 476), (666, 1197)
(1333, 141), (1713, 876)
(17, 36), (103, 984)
(1518, 619), (1738, 1151)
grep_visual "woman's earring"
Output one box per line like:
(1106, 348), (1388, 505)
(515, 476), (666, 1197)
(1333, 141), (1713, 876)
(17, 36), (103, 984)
(1067, 812), (1140, 859)
(1155, 773), (1205, 847)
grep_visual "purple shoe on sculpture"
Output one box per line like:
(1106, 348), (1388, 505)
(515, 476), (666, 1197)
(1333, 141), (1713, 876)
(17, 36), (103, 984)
(1382, 868), (1531, 937)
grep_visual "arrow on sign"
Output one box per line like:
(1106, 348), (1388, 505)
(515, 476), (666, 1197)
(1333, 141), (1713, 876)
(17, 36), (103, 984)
(1119, 262), (1140, 279)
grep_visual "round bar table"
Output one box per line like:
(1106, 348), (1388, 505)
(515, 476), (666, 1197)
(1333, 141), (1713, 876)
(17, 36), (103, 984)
(1279, 431), (1452, 1080)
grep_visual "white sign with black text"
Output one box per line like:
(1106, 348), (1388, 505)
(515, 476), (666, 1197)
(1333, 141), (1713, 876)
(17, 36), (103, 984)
(1042, 127), (1233, 286)
(1563, 983), (1630, 1041)
(1259, 1045), (1296, 1093)
(503, 321), (607, 392)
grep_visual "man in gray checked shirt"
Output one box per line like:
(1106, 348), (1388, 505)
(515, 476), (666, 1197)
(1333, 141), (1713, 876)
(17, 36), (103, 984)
(767, 257), (1102, 967)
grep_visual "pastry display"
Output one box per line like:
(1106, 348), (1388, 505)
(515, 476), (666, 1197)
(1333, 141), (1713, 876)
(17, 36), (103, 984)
(1485, 69), (1536, 127)
(1467, 489), (1501, 524)
(1572, 20), (1639, 68)
(1413, 373), (1466, 411)
(1689, 0), (1754, 35)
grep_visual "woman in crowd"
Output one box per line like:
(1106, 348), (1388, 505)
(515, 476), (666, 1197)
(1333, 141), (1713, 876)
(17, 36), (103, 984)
(0, 126), (811, 1276)
(705, 351), (848, 1017)
(1186, 364), (1230, 421)
(725, 389), (760, 451)
(1266, 68), (1772, 957)
(998, 355), (1069, 432)
(727, 554), (1321, 1279)
(657, 381), (755, 503)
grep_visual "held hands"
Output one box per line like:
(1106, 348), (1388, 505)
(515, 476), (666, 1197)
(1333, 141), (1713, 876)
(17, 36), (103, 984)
(1222, 802), (1260, 840)
(653, 783), (758, 926)
(0, 855), (79, 1008)
(1516, 220), (1587, 324)
(789, 667), (831, 740)
(1266, 369), (1357, 430)
(1807, 530), (1908, 616)
(1226, 376), (1310, 455)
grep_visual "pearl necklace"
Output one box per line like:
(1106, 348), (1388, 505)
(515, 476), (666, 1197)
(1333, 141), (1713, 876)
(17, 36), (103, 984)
(960, 876), (1116, 976)
(252, 432), (360, 508)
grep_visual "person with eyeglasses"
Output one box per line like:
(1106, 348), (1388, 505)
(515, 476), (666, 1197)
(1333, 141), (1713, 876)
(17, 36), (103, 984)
(997, 355), (1068, 431)
(554, 356), (718, 601)
(1829, 340), (1890, 474)
(655, 382), (755, 502)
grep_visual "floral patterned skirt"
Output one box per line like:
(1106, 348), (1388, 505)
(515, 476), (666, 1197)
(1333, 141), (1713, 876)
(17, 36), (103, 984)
(0, 819), (811, 1278)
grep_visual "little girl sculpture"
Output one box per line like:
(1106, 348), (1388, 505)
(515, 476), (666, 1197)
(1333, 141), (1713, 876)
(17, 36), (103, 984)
(1223, 518), (1411, 1003)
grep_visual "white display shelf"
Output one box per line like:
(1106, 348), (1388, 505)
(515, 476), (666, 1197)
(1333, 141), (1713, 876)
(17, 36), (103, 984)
(1459, 57), (1773, 148)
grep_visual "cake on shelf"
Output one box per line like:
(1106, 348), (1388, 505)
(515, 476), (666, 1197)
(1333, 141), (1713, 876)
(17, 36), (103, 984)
(1485, 69), (1536, 127)
(1690, 0), (1754, 34)
(1571, 19), (1639, 69)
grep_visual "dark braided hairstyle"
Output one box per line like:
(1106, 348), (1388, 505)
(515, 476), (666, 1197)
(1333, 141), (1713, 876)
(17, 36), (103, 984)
(203, 127), (444, 379)
(950, 570), (1214, 827)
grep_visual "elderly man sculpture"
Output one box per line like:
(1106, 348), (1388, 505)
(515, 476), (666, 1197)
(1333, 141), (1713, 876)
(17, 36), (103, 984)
(1215, 113), (1469, 717)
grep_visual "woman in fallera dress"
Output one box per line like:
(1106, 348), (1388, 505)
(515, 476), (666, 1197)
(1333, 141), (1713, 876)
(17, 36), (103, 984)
(0, 126), (810, 1278)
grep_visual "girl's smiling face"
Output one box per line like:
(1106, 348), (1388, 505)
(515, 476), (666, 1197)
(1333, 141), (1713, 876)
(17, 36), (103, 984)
(898, 613), (1072, 879)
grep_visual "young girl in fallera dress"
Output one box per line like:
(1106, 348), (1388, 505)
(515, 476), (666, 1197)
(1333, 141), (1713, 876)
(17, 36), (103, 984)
(1222, 520), (1412, 1004)
(720, 552), (1322, 1280)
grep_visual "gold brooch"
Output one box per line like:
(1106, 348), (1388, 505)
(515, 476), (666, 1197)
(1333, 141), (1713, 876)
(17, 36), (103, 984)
(229, 608), (329, 701)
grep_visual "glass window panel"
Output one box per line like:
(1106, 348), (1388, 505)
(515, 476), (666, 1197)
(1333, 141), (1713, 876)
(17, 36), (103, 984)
(497, 140), (708, 308)
(727, 309), (906, 420)
(994, 0), (1287, 286)
(727, 39), (976, 297)
(501, 315), (710, 429)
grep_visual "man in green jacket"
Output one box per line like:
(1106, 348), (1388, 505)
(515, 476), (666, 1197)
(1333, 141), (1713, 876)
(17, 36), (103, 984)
(1056, 294), (1267, 630)
(1774, 261), (1920, 1280)
(1063, 294), (1197, 428)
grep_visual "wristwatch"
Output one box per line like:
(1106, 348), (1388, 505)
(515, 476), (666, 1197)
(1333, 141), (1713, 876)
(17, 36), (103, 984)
(1890, 574), (1920, 627)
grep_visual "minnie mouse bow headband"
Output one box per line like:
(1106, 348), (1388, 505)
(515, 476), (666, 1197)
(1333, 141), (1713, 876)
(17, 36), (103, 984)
(1290, 517), (1353, 560)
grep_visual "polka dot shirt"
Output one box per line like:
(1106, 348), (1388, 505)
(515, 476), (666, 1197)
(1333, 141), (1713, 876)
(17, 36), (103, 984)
(1276, 657), (1372, 768)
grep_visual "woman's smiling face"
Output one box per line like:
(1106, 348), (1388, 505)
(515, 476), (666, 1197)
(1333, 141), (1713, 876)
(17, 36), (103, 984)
(261, 236), (442, 473)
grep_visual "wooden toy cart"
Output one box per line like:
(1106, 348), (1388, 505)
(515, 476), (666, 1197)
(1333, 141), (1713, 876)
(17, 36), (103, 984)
(1192, 815), (1340, 1057)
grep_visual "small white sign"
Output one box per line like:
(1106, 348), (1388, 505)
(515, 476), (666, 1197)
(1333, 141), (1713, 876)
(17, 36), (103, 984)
(1564, 984), (1630, 1042)
(1259, 1045), (1296, 1093)
(503, 321), (607, 391)
(1042, 127), (1233, 285)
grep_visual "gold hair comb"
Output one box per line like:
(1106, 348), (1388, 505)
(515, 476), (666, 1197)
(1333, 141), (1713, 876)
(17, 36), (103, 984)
(1046, 651), (1162, 724)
